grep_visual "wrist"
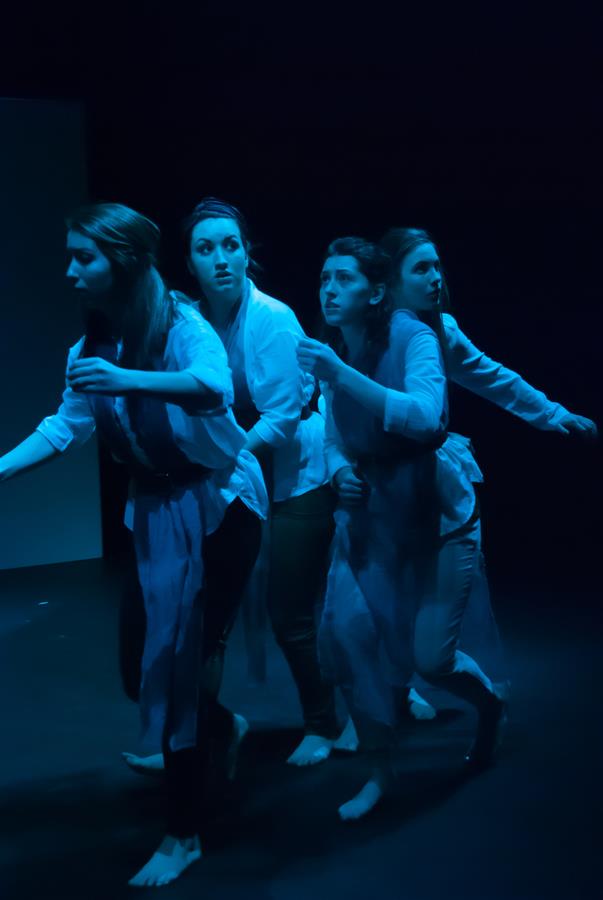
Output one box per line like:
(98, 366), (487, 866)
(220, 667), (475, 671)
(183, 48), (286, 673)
(126, 369), (146, 393)
(332, 464), (352, 486)
(329, 357), (347, 387)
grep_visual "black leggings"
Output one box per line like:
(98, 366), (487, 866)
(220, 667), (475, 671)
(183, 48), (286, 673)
(165, 498), (261, 836)
(267, 484), (339, 738)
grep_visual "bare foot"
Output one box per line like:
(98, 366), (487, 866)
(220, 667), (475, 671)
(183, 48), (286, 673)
(225, 713), (249, 781)
(286, 734), (334, 766)
(128, 834), (201, 887)
(333, 718), (359, 753)
(122, 751), (165, 777)
(338, 769), (393, 822)
(407, 688), (437, 721)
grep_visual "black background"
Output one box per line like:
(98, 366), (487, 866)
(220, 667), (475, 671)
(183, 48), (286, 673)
(1, 2), (601, 594)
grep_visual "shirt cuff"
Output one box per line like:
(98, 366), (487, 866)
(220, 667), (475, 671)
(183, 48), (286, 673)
(36, 418), (76, 452)
(251, 416), (296, 448)
(543, 404), (571, 431)
(383, 389), (410, 433)
(188, 369), (233, 404)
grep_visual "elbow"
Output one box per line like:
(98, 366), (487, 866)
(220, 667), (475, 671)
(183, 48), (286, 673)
(180, 389), (225, 415)
(414, 406), (448, 444)
(188, 369), (232, 402)
(254, 415), (299, 448)
(423, 414), (446, 442)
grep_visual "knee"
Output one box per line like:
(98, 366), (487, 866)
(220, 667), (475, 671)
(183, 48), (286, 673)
(270, 612), (315, 648)
(267, 591), (315, 646)
(414, 642), (455, 683)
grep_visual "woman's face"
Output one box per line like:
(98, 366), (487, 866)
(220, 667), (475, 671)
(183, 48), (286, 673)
(393, 243), (442, 312)
(66, 230), (114, 295)
(188, 217), (248, 305)
(319, 255), (384, 328)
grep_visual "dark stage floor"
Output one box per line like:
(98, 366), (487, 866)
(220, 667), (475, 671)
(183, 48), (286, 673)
(0, 559), (599, 899)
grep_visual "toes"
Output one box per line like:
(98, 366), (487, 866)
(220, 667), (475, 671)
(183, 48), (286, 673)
(128, 869), (147, 887)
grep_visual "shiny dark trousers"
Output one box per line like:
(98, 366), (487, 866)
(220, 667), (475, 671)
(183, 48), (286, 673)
(266, 484), (339, 738)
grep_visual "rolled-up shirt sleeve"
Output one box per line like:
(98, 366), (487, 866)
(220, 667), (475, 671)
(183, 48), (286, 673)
(36, 341), (96, 451)
(444, 314), (569, 430)
(250, 329), (306, 448)
(169, 307), (234, 410)
(383, 331), (447, 440)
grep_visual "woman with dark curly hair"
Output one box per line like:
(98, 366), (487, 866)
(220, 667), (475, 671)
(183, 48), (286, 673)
(297, 235), (452, 819)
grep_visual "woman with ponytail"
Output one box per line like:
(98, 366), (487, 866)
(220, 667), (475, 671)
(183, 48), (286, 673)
(378, 227), (596, 766)
(0, 203), (267, 887)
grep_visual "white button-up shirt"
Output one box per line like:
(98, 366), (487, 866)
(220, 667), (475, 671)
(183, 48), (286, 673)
(36, 302), (267, 532)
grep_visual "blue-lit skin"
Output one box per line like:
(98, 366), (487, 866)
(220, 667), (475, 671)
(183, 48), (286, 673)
(389, 239), (596, 438)
(187, 217), (248, 322)
(311, 255), (386, 375)
(186, 220), (347, 766)
(64, 230), (192, 397)
(66, 230), (114, 298)
(301, 238), (444, 820)
(320, 254), (385, 329)
(302, 256), (388, 511)
(389, 242), (443, 313)
(298, 253), (392, 435)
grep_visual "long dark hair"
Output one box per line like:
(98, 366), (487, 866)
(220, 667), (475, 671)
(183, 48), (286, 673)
(66, 202), (174, 369)
(379, 227), (451, 367)
(321, 236), (393, 369)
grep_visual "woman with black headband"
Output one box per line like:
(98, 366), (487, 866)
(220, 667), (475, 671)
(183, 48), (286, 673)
(178, 197), (342, 765)
(123, 201), (437, 779)
(0, 203), (267, 886)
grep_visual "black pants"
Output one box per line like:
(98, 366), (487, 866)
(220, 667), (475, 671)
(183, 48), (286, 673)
(165, 499), (261, 836)
(267, 484), (339, 739)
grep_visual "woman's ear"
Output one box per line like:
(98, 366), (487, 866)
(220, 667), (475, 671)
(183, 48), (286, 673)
(369, 283), (386, 306)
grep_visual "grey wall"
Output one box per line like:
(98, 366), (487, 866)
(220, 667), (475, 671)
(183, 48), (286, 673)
(0, 98), (102, 569)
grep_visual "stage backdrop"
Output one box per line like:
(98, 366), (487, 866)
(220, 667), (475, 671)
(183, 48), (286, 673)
(0, 98), (102, 569)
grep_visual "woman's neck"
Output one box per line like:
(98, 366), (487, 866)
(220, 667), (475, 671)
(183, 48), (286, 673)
(86, 296), (124, 338)
(203, 292), (242, 330)
(340, 323), (366, 362)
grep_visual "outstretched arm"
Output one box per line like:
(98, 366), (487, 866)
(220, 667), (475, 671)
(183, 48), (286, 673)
(0, 432), (59, 482)
(444, 315), (597, 438)
(2, 340), (97, 481)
